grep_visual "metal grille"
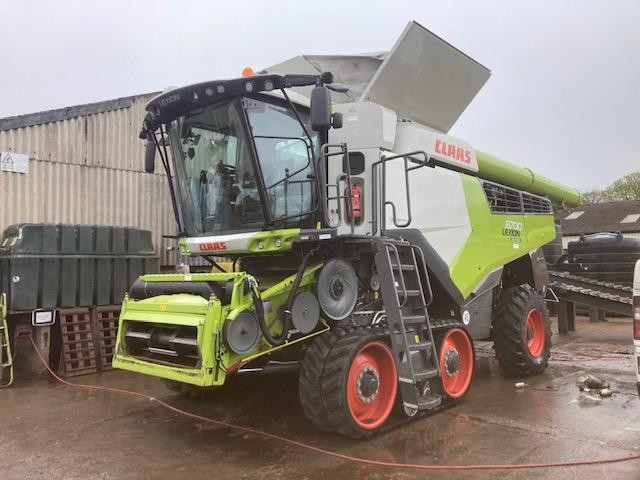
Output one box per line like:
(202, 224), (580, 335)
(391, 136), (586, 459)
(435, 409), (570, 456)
(522, 193), (552, 214)
(483, 182), (522, 213)
(483, 181), (552, 215)
(59, 308), (98, 377)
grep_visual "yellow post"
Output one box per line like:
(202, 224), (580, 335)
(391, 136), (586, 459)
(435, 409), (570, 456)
(0, 293), (14, 388)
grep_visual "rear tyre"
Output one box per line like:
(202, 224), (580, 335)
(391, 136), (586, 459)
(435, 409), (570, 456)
(493, 286), (551, 376)
(437, 328), (474, 399)
(299, 328), (398, 438)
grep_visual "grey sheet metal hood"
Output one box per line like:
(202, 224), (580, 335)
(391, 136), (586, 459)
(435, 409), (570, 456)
(261, 21), (491, 133)
(361, 21), (490, 132)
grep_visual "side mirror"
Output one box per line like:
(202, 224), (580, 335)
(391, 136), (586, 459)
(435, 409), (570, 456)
(310, 85), (331, 132)
(144, 141), (156, 173)
(332, 112), (343, 129)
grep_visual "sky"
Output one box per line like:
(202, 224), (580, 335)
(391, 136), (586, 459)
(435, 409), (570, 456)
(1, 0), (638, 190)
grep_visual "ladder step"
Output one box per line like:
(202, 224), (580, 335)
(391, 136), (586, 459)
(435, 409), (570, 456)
(408, 342), (432, 351)
(401, 314), (427, 323)
(391, 263), (416, 271)
(398, 368), (439, 383)
(398, 289), (421, 297)
(414, 368), (439, 380)
(418, 394), (442, 409)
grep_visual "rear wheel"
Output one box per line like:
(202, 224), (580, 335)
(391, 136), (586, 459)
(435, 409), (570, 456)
(438, 328), (474, 399)
(299, 328), (398, 438)
(493, 286), (551, 376)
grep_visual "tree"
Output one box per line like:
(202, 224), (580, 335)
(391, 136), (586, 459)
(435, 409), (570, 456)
(581, 171), (640, 203)
(582, 188), (606, 203)
(601, 171), (640, 202)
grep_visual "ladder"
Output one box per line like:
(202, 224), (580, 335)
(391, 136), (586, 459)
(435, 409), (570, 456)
(374, 239), (441, 412)
(0, 293), (13, 388)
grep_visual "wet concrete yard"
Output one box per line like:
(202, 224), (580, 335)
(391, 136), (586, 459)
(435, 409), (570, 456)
(2, 317), (639, 480)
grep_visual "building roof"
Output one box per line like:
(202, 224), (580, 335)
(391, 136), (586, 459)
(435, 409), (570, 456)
(557, 200), (640, 235)
(0, 93), (158, 132)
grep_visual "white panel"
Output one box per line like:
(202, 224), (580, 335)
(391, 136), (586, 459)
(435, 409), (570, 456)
(331, 102), (396, 150)
(360, 21), (490, 132)
(385, 161), (471, 265)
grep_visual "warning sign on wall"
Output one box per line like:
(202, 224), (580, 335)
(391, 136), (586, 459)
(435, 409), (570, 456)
(0, 152), (29, 174)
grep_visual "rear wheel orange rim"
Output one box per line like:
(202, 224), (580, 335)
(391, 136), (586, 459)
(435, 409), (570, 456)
(526, 309), (545, 357)
(439, 328), (473, 398)
(346, 341), (397, 430)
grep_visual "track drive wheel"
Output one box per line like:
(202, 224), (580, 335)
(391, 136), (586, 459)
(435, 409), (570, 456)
(493, 285), (552, 376)
(437, 327), (474, 399)
(299, 328), (398, 438)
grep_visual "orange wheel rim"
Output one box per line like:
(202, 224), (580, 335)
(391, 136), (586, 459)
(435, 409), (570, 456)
(346, 341), (397, 430)
(526, 309), (545, 357)
(438, 328), (473, 398)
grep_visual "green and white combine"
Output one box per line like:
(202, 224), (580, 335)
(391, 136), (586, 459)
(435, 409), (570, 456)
(113, 21), (581, 437)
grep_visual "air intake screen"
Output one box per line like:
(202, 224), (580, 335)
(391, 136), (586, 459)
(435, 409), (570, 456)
(483, 181), (552, 215)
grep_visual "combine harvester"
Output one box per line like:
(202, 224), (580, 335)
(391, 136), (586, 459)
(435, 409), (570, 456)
(113, 21), (582, 437)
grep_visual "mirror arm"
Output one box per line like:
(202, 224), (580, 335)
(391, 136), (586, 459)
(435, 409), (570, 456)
(154, 126), (183, 233)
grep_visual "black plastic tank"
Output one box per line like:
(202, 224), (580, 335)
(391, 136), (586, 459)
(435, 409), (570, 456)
(542, 221), (564, 266)
(558, 232), (640, 285)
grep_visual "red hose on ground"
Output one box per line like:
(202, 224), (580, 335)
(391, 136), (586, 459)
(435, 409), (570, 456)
(27, 334), (640, 471)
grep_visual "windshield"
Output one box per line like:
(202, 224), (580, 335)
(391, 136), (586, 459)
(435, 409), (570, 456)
(169, 99), (264, 235)
(168, 97), (316, 236)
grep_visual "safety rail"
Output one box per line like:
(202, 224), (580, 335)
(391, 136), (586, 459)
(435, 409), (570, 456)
(371, 151), (430, 236)
(318, 143), (357, 234)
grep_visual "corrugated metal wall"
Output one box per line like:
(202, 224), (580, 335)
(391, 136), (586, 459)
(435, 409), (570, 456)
(0, 95), (178, 265)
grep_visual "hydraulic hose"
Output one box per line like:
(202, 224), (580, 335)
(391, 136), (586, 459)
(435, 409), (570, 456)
(248, 252), (312, 347)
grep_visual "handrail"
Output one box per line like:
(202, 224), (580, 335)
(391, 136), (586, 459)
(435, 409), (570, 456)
(318, 143), (356, 234)
(371, 150), (430, 236)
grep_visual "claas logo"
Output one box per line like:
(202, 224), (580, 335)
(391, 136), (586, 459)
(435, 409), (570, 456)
(199, 241), (227, 251)
(435, 139), (472, 164)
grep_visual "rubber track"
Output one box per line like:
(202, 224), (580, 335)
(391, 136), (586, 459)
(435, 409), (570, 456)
(300, 326), (454, 438)
(493, 286), (551, 376)
(298, 326), (350, 432)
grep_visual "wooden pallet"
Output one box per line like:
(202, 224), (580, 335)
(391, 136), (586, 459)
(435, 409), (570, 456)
(59, 308), (98, 377)
(93, 306), (121, 370)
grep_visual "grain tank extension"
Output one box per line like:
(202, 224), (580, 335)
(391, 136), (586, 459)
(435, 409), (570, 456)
(112, 21), (581, 437)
